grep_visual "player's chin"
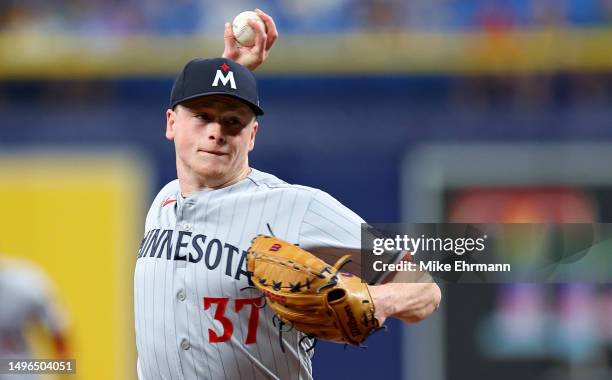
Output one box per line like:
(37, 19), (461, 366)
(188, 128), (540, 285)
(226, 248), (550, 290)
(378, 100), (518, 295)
(193, 162), (228, 179)
(195, 153), (229, 167)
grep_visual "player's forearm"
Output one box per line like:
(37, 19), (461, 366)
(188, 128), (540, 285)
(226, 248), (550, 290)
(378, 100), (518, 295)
(369, 282), (441, 325)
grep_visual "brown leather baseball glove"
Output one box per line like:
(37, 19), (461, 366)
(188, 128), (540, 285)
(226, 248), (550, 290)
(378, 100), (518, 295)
(247, 235), (381, 349)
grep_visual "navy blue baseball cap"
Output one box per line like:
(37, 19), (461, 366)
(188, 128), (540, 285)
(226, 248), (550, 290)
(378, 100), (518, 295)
(170, 57), (264, 116)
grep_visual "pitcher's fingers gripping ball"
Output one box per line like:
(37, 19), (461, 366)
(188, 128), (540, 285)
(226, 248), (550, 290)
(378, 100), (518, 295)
(223, 8), (278, 70)
(232, 11), (266, 47)
(247, 235), (382, 349)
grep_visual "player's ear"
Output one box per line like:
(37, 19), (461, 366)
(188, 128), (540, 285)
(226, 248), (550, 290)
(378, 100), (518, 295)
(248, 120), (258, 151)
(166, 108), (176, 140)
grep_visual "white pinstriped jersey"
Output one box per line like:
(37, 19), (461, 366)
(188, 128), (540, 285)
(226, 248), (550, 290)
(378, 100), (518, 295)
(134, 168), (365, 380)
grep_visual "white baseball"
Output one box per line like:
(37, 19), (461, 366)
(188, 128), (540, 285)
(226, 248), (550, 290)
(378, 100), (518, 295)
(232, 11), (265, 47)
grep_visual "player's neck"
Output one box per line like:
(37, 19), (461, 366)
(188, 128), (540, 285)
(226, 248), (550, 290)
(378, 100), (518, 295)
(178, 166), (252, 197)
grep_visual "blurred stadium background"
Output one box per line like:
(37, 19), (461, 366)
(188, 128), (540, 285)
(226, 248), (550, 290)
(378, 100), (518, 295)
(1, 1), (611, 379)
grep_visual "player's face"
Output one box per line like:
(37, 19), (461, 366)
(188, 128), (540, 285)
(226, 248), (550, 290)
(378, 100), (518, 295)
(165, 95), (258, 188)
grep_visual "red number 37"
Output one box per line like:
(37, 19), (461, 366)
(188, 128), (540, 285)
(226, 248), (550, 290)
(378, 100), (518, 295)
(203, 297), (261, 344)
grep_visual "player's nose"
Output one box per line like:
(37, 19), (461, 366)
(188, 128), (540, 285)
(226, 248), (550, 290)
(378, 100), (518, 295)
(206, 122), (226, 144)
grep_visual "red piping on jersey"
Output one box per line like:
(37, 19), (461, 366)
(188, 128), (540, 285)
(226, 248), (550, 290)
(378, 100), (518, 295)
(161, 198), (177, 207)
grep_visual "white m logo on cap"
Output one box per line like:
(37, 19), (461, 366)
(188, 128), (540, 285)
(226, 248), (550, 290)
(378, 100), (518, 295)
(212, 69), (237, 89)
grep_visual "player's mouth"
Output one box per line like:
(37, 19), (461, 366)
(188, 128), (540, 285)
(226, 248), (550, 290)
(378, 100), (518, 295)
(198, 149), (227, 156)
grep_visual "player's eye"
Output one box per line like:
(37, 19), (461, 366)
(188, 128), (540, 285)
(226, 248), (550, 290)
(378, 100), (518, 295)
(194, 113), (213, 122)
(220, 117), (247, 135)
(226, 117), (241, 125)
(222, 116), (246, 127)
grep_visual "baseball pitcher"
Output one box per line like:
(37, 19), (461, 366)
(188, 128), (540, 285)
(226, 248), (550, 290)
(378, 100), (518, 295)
(134, 9), (441, 380)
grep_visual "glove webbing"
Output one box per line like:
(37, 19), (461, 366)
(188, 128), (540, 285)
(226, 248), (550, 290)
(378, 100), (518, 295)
(250, 253), (341, 293)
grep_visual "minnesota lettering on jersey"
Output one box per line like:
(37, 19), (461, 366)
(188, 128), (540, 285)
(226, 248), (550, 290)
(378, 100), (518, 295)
(137, 229), (251, 282)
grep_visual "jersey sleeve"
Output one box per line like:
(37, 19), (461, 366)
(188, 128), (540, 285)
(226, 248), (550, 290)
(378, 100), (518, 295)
(143, 179), (179, 232)
(297, 190), (404, 284)
(297, 190), (364, 250)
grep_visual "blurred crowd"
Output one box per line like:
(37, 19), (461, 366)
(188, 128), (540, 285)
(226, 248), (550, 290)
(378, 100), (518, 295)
(2, 0), (612, 36)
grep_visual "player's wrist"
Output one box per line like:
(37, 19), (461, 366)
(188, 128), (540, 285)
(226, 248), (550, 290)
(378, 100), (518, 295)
(368, 284), (395, 324)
